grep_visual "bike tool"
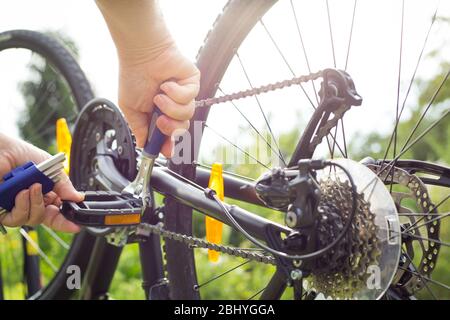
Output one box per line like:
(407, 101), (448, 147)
(0, 152), (66, 234)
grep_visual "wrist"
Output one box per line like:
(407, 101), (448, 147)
(117, 31), (175, 67)
(96, 0), (176, 66)
(0, 134), (48, 169)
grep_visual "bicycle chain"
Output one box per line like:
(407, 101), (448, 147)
(134, 71), (353, 266)
(136, 222), (276, 265)
(195, 70), (353, 156)
(195, 71), (323, 108)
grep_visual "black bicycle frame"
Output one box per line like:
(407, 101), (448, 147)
(95, 154), (292, 242)
(89, 151), (450, 300)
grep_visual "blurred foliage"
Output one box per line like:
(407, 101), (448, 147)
(349, 61), (449, 164)
(17, 30), (79, 153)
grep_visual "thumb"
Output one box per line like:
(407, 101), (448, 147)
(53, 173), (84, 202)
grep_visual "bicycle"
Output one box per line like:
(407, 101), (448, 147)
(1, 0), (449, 300)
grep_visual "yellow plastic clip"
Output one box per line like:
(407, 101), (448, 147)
(206, 163), (224, 262)
(26, 229), (39, 256)
(56, 118), (72, 175)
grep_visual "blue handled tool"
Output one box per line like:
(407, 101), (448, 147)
(0, 153), (66, 234)
(122, 106), (166, 213)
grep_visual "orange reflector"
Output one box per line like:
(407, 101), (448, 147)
(104, 214), (141, 226)
(56, 118), (72, 175)
(206, 163), (224, 263)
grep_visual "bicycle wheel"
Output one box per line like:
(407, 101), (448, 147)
(164, 0), (449, 299)
(0, 29), (95, 299)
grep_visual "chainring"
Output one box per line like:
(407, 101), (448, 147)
(70, 98), (137, 190)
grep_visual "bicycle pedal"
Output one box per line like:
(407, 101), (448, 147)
(61, 191), (143, 227)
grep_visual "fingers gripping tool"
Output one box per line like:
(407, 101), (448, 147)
(0, 153), (66, 234)
(122, 107), (165, 212)
(61, 106), (166, 227)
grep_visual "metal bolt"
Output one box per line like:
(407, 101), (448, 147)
(290, 269), (302, 281)
(117, 145), (123, 155)
(293, 260), (302, 268)
(88, 177), (94, 186)
(95, 132), (101, 142)
(158, 211), (164, 220)
(285, 210), (297, 228)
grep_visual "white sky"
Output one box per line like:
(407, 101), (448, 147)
(0, 0), (448, 163)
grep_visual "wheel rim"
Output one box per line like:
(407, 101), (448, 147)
(0, 31), (93, 300)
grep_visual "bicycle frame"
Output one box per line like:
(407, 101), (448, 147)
(89, 148), (450, 300)
(82, 153), (293, 299)
(95, 154), (292, 243)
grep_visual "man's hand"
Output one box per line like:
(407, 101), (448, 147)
(0, 134), (82, 233)
(119, 45), (200, 157)
(96, 0), (200, 158)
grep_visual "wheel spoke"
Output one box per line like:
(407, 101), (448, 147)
(195, 260), (251, 290)
(19, 228), (57, 272)
(217, 87), (286, 165)
(325, 0), (337, 68)
(289, 0), (320, 104)
(400, 231), (450, 247)
(398, 266), (450, 291)
(402, 250), (438, 299)
(259, 18), (316, 109)
(259, 16), (347, 159)
(204, 123), (271, 170)
(400, 69), (450, 155)
(377, 106), (450, 180)
(287, 2), (347, 158)
(41, 225), (70, 250)
(340, 119), (348, 158)
(248, 285), (267, 300)
(344, 0), (358, 71)
(402, 194), (450, 232)
(235, 51), (287, 167)
(405, 212), (449, 233)
(393, 0), (406, 165)
(194, 161), (254, 181)
(381, 4), (439, 163)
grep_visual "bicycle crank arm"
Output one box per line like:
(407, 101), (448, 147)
(122, 106), (165, 212)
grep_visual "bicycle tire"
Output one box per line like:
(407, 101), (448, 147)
(164, 0), (278, 300)
(0, 29), (96, 300)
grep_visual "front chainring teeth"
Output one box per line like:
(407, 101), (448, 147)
(71, 98), (137, 190)
(368, 164), (440, 295)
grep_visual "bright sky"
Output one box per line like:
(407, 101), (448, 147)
(0, 0), (448, 162)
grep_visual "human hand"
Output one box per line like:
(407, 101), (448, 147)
(118, 44), (200, 157)
(96, 0), (200, 157)
(0, 134), (83, 232)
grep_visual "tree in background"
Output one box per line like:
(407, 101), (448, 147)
(17, 31), (80, 153)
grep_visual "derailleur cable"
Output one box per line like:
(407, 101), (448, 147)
(205, 160), (357, 261)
